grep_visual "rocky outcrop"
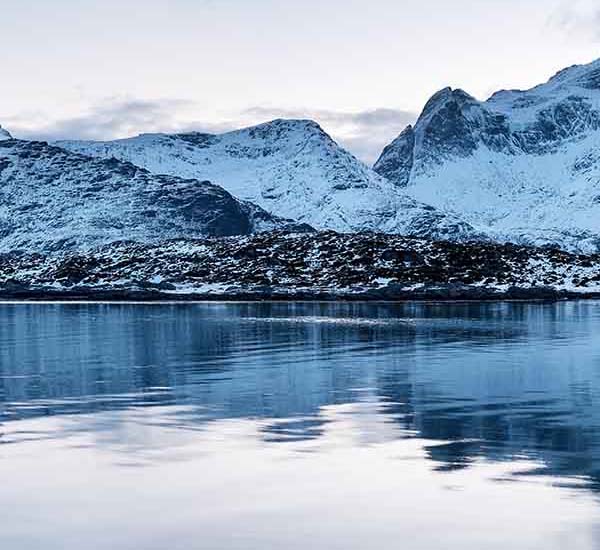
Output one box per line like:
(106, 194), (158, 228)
(1, 232), (598, 300)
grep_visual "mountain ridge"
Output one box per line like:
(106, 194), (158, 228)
(56, 118), (483, 242)
(0, 138), (309, 252)
(374, 58), (600, 253)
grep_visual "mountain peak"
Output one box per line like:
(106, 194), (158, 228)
(546, 58), (600, 87)
(237, 118), (331, 141)
(374, 57), (600, 253)
(0, 125), (12, 141)
(420, 88), (478, 119)
(56, 118), (481, 242)
(485, 59), (600, 105)
(261, 118), (323, 130)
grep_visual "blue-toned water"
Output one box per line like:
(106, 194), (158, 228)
(2, 302), (600, 549)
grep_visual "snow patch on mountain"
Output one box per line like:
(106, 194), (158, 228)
(57, 119), (482, 242)
(374, 58), (600, 253)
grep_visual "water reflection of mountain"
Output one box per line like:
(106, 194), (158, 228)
(1, 302), (600, 489)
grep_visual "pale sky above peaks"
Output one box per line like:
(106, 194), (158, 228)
(1, 0), (599, 162)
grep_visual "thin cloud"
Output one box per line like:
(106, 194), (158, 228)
(549, 1), (600, 41)
(5, 98), (235, 143)
(3, 99), (415, 164)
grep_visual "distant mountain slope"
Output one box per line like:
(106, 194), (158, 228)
(57, 119), (481, 242)
(0, 138), (308, 252)
(374, 59), (600, 253)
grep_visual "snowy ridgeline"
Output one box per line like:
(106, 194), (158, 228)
(374, 59), (600, 253)
(2, 232), (600, 300)
(56, 59), (600, 254)
(56, 119), (479, 243)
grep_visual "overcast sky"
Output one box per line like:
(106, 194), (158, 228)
(1, 0), (599, 162)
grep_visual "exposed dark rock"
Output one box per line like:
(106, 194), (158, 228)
(1, 232), (598, 301)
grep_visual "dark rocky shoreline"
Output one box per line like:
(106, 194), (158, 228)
(1, 231), (599, 302)
(0, 284), (595, 303)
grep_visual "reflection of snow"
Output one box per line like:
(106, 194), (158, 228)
(2, 301), (600, 490)
(1, 400), (598, 550)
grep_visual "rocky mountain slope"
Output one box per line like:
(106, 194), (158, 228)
(57, 119), (481, 242)
(0, 138), (308, 253)
(0, 126), (11, 141)
(374, 58), (600, 253)
(2, 232), (599, 300)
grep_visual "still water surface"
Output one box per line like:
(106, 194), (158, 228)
(1, 302), (600, 549)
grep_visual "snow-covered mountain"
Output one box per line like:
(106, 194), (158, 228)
(57, 119), (481, 241)
(374, 58), (600, 253)
(0, 138), (308, 252)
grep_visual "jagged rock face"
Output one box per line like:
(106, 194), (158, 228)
(57, 119), (482, 242)
(374, 59), (600, 253)
(374, 126), (416, 189)
(0, 126), (12, 141)
(0, 139), (309, 252)
(375, 88), (514, 187)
